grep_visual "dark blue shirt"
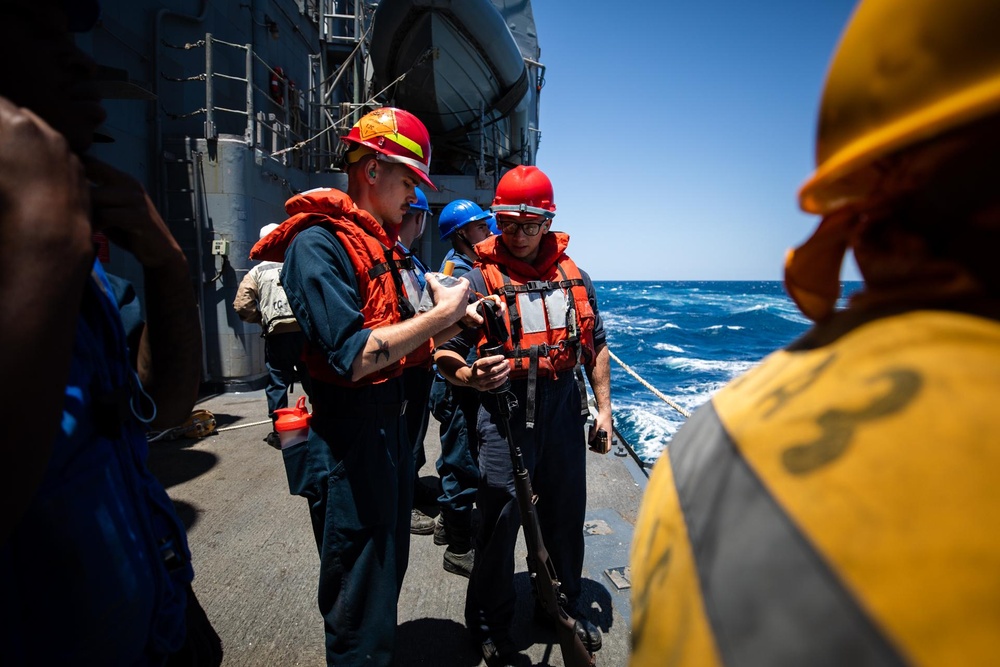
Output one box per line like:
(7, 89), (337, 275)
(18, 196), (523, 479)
(282, 225), (372, 380)
(441, 249), (476, 278)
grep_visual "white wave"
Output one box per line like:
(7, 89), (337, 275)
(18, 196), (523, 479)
(656, 356), (757, 376)
(702, 324), (746, 331)
(674, 379), (731, 397)
(616, 405), (681, 464)
(602, 313), (681, 333)
(652, 342), (685, 353)
(733, 303), (769, 314)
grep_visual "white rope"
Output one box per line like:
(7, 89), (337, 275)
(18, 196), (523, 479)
(216, 419), (272, 433)
(609, 350), (691, 419)
(149, 418), (270, 442)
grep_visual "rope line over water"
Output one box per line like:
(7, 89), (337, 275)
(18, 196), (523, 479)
(609, 350), (691, 419)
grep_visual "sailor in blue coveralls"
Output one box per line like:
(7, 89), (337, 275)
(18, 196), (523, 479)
(435, 167), (613, 666)
(0, 1), (218, 663)
(395, 187), (441, 535)
(429, 199), (499, 577)
(255, 107), (486, 665)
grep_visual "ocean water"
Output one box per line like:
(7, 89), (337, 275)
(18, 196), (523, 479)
(598, 281), (862, 466)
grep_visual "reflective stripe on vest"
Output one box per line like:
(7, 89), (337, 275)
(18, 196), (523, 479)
(397, 258), (422, 312)
(479, 262), (595, 379)
(630, 310), (1000, 667)
(517, 286), (567, 334)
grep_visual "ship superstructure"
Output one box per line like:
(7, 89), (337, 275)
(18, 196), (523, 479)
(83, 0), (543, 388)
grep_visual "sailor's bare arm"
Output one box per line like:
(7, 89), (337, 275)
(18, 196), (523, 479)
(349, 273), (480, 381)
(585, 342), (613, 454)
(0, 98), (93, 538)
(87, 158), (201, 429)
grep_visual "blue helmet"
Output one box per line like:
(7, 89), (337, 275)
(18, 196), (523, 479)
(410, 187), (430, 213)
(438, 199), (495, 241)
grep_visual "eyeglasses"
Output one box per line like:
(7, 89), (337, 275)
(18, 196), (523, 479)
(497, 217), (545, 236)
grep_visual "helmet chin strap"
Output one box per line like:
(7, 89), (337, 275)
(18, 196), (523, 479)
(455, 230), (476, 255)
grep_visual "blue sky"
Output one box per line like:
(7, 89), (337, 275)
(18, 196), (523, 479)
(529, 0), (861, 280)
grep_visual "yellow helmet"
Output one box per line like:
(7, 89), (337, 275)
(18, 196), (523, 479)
(798, 0), (1000, 215)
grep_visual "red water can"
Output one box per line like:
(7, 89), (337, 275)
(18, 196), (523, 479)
(273, 395), (310, 449)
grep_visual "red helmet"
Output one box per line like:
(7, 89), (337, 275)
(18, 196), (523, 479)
(342, 107), (436, 190)
(491, 165), (556, 218)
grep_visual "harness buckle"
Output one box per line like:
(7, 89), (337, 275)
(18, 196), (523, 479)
(524, 280), (547, 292)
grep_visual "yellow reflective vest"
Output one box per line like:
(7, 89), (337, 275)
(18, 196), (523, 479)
(631, 310), (1000, 667)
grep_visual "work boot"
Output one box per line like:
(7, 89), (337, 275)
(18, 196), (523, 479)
(410, 508), (435, 535)
(479, 636), (526, 667)
(441, 508), (474, 576)
(443, 546), (474, 578)
(433, 514), (448, 546)
(533, 601), (603, 653)
(573, 617), (603, 653)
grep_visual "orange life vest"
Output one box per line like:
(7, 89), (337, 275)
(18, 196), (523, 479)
(475, 233), (596, 380)
(250, 188), (428, 385)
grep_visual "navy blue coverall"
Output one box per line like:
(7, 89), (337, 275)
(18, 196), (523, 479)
(437, 267), (606, 644)
(430, 249), (481, 525)
(282, 225), (413, 666)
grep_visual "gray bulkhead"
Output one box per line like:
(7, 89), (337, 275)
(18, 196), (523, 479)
(78, 0), (541, 388)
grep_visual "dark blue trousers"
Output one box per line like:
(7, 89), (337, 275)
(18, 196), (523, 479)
(264, 331), (307, 422)
(430, 375), (480, 515)
(281, 380), (413, 666)
(465, 373), (588, 641)
(402, 366), (434, 475)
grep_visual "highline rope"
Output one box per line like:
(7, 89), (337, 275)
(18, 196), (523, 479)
(609, 350), (691, 419)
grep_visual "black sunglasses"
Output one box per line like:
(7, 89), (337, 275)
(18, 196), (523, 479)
(497, 217), (545, 236)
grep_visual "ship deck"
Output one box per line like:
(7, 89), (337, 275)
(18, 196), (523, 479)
(149, 386), (646, 666)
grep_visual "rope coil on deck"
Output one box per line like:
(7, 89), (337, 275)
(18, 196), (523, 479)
(609, 350), (691, 419)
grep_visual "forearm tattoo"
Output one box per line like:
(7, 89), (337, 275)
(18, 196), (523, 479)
(371, 335), (391, 363)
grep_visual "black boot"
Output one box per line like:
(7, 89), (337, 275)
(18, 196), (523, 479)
(573, 617), (602, 653)
(533, 601), (602, 653)
(442, 509), (474, 577)
(433, 514), (448, 546)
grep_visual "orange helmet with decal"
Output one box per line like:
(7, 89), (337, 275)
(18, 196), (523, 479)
(491, 165), (556, 219)
(342, 107), (436, 190)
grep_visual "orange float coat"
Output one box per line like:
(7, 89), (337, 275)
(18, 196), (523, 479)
(251, 188), (430, 385)
(474, 232), (596, 379)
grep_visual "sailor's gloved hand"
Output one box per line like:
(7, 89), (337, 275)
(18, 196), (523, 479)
(85, 157), (185, 269)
